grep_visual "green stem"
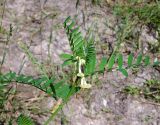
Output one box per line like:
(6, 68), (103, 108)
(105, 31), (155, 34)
(44, 102), (65, 125)
(44, 86), (76, 125)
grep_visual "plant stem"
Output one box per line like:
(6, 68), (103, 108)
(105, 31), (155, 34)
(44, 86), (76, 125)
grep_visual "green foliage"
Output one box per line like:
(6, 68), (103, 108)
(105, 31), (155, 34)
(118, 68), (128, 77)
(114, 1), (160, 26)
(0, 25), (7, 34)
(123, 85), (140, 95)
(99, 57), (107, 71)
(153, 58), (160, 66)
(113, 1), (160, 53)
(64, 16), (85, 58)
(124, 79), (160, 103)
(60, 53), (73, 60)
(99, 52), (159, 77)
(64, 16), (97, 76)
(144, 55), (150, 66)
(63, 17), (159, 78)
(92, 0), (101, 5)
(0, 72), (78, 101)
(143, 79), (160, 103)
(0, 82), (7, 108)
(128, 53), (134, 67)
(107, 54), (115, 70)
(117, 54), (123, 69)
(136, 53), (142, 66)
(17, 114), (35, 125)
(85, 41), (96, 75)
(0, 16), (159, 124)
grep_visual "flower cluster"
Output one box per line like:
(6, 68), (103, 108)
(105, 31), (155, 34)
(76, 56), (91, 89)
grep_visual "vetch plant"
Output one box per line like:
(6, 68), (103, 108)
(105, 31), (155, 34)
(0, 16), (159, 124)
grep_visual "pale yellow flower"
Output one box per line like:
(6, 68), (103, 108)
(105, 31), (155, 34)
(77, 72), (84, 77)
(80, 77), (92, 89)
(80, 58), (86, 65)
(76, 56), (91, 89)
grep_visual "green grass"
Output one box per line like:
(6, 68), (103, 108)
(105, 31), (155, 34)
(123, 79), (160, 103)
(113, 0), (160, 53)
